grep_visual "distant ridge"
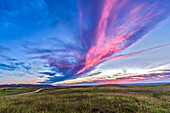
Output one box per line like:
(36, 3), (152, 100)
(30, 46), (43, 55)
(0, 84), (56, 88)
(0, 82), (169, 88)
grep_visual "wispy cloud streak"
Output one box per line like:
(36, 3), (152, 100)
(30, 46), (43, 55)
(76, 0), (170, 75)
(108, 44), (170, 61)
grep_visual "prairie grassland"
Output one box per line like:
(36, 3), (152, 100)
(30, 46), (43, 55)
(0, 87), (36, 96)
(0, 84), (169, 113)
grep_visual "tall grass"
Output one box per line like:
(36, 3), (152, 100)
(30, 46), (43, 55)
(0, 85), (169, 113)
(0, 88), (36, 96)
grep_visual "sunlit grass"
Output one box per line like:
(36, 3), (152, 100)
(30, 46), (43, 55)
(0, 84), (169, 113)
(0, 88), (36, 96)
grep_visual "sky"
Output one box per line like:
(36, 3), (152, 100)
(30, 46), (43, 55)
(0, 0), (170, 85)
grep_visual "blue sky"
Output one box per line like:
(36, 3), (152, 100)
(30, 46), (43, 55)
(0, 0), (170, 85)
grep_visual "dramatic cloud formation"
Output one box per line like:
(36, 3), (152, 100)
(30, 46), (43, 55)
(52, 66), (170, 85)
(40, 0), (170, 83)
(0, 0), (170, 85)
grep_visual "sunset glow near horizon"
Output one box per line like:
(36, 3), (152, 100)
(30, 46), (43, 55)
(0, 0), (170, 85)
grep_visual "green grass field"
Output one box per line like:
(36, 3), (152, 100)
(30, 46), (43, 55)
(0, 84), (169, 113)
(0, 87), (36, 96)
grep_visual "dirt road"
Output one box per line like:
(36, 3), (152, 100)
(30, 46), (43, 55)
(18, 88), (42, 96)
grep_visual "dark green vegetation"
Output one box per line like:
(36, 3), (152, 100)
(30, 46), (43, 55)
(0, 84), (170, 113)
(0, 87), (36, 96)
